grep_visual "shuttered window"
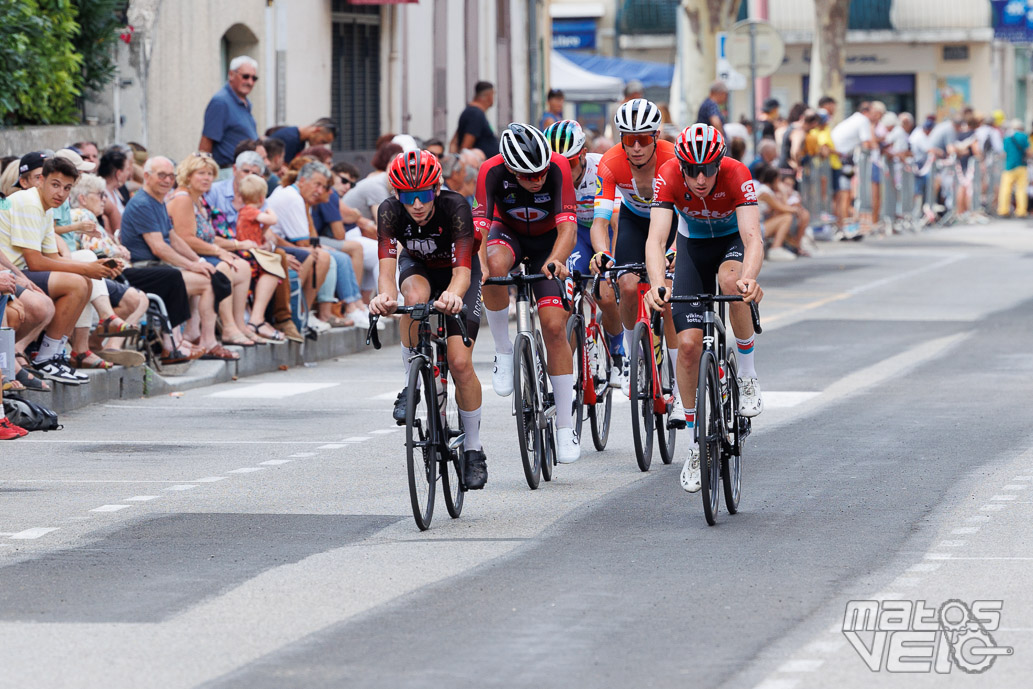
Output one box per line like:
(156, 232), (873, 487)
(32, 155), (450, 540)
(331, 3), (381, 153)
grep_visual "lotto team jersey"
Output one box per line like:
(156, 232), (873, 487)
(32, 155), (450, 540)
(377, 190), (475, 270)
(593, 139), (677, 220)
(473, 152), (577, 237)
(652, 157), (757, 239)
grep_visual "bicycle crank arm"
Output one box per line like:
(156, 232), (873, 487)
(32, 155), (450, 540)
(448, 433), (467, 451)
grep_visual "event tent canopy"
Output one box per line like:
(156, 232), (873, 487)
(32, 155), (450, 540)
(550, 50), (624, 102)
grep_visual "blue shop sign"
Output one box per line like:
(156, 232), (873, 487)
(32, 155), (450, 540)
(553, 18), (596, 51)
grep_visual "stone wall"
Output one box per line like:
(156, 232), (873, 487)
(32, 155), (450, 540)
(0, 124), (116, 157)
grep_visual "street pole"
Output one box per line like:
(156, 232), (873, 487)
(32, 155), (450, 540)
(749, 20), (758, 153)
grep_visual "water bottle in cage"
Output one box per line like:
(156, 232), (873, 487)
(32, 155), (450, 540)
(564, 277), (575, 303)
(719, 363), (729, 406)
(434, 365), (446, 424)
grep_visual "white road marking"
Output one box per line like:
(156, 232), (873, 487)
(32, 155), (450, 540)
(317, 444), (348, 450)
(1014, 475), (1033, 481)
(289, 452), (317, 458)
(980, 504), (1007, 511)
(125, 496), (160, 502)
(753, 679), (799, 689)
(260, 460), (292, 466)
(9, 527), (59, 539)
(992, 494), (1017, 501)
(227, 467), (264, 474)
(939, 540), (967, 547)
(90, 505), (131, 513)
(952, 526), (980, 534)
(907, 562), (942, 572)
(341, 437), (371, 443)
(1003, 484), (1028, 490)
(777, 659), (824, 673)
(762, 391), (820, 409)
(208, 382), (338, 399)
(192, 477), (228, 483)
(369, 429), (399, 434)
(164, 485), (198, 491)
(924, 553), (952, 560)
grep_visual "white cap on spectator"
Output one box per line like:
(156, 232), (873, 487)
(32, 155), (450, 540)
(391, 134), (419, 153)
(55, 148), (95, 172)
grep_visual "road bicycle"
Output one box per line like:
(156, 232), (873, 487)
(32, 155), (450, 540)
(367, 303), (470, 531)
(484, 262), (569, 490)
(664, 289), (762, 526)
(603, 262), (679, 472)
(564, 270), (613, 451)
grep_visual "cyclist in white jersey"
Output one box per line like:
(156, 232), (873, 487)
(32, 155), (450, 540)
(543, 120), (625, 365)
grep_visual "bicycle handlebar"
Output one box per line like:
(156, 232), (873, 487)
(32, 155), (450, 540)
(483, 262), (570, 310)
(365, 303), (471, 350)
(664, 292), (762, 334)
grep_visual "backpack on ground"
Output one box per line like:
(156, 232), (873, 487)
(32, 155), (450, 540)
(2, 394), (62, 432)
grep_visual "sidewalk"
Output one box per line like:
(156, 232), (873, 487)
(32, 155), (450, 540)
(19, 321), (400, 414)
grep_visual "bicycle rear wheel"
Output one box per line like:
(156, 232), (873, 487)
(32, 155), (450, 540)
(537, 335), (554, 483)
(696, 351), (721, 526)
(629, 322), (654, 472)
(566, 315), (585, 443)
(442, 406), (465, 519)
(588, 325), (613, 451)
(722, 355), (742, 515)
(405, 359), (437, 530)
(513, 334), (543, 489)
(655, 328), (677, 465)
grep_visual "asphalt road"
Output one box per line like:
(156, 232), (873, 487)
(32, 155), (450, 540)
(1, 221), (1031, 689)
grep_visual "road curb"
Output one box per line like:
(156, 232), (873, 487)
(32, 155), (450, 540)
(19, 320), (399, 414)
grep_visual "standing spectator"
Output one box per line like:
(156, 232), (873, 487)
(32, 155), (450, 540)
(622, 79), (644, 102)
(268, 118), (337, 166)
(342, 142), (403, 222)
(199, 56), (260, 173)
(260, 136), (286, 193)
(449, 81), (499, 157)
(818, 96), (838, 121)
(97, 147), (132, 234)
(697, 81), (728, 135)
(120, 157), (236, 362)
(909, 116), (935, 206)
(748, 139), (778, 179)
(539, 89), (565, 130)
(424, 139), (445, 159)
(759, 98), (780, 140)
(831, 101), (885, 234)
(998, 120), (1031, 218)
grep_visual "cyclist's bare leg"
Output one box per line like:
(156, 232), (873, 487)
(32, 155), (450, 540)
(675, 328), (704, 409)
(447, 335), (481, 412)
(399, 275), (431, 349)
(617, 272), (640, 330)
(596, 280), (621, 336)
(540, 306), (573, 376)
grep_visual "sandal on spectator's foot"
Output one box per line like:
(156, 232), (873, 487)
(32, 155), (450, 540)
(70, 350), (115, 370)
(0, 418), (29, 440)
(96, 348), (146, 367)
(222, 333), (256, 347)
(14, 368), (50, 392)
(275, 319), (305, 343)
(326, 315), (354, 328)
(248, 322), (286, 344)
(160, 348), (193, 365)
(94, 316), (140, 338)
(200, 344), (240, 361)
(15, 351), (39, 374)
(3, 377), (27, 392)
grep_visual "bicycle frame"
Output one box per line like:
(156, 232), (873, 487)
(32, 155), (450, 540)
(512, 277), (555, 429)
(569, 274), (604, 406)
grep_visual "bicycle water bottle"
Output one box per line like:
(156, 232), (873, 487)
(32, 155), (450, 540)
(719, 364), (728, 406)
(434, 367), (447, 424)
(564, 277), (575, 303)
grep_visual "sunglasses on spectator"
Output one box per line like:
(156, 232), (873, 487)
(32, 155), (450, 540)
(398, 188), (436, 205)
(337, 176), (357, 186)
(514, 169), (549, 183)
(239, 74), (258, 82)
(621, 133), (656, 148)
(153, 172), (175, 181)
(193, 151), (214, 159)
(680, 161), (721, 178)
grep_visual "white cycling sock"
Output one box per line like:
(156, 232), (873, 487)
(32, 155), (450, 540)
(459, 406), (482, 452)
(735, 336), (757, 379)
(401, 342), (412, 380)
(485, 306), (513, 355)
(550, 374), (574, 429)
(35, 335), (63, 362)
(623, 327), (635, 357)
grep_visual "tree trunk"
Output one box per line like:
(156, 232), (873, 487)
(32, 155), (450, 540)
(809, 0), (849, 117)
(677, 0), (743, 124)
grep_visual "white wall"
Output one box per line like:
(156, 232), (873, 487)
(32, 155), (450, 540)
(282, 0), (333, 127)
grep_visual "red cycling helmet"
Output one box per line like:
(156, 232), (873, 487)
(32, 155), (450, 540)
(675, 124), (726, 166)
(387, 149), (442, 190)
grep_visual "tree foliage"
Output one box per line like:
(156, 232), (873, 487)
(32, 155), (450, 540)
(0, 0), (121, 125)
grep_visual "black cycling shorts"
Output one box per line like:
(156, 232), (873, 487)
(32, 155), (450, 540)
(671, 232), (744, 332)
(398, 249), (482, 341)
(613, 209), (676, 271)
(486, 223), (565, 309)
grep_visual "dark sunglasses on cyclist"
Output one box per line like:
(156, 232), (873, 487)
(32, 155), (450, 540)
(515, 169), (549, 183)
(681, 161), (721, 179)
(621, 133), (656, 148)
(398, 188), (436, 205)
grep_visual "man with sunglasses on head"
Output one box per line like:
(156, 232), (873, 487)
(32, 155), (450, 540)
(643, 124), (765, 494)
(543, 119), (625, 369)
(588, 99), (680, 401)
(477, 123), (581, 464)
(369, 150), (488, 490)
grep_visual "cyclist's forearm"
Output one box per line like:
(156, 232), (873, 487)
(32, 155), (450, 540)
(589, 217), (612, 254)
(550, 222), (577, 263)
(377, 257), (399, 298)
(445, 267), (471, 299)
(645, 208), (673, 287)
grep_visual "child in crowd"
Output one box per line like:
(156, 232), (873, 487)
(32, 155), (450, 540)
(236, 174), (277, 247)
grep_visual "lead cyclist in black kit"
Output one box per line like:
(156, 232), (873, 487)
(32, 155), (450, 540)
(369, 150), (489, 489)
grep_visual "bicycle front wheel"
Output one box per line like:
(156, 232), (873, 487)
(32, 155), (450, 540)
(697, 351), (721, 526)
(588, 325), (613, 451)
(722, 355), (742, 515)
(513, 334), (543, 489)
(566, 315), (585, 443)
(405, 359), (437, 530)
(629, 321), (654, 472)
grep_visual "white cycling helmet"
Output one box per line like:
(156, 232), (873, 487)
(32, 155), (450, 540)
(614, 98), (662, 134)
(500, 123), (551, 174)
(543, 119), (587, 158)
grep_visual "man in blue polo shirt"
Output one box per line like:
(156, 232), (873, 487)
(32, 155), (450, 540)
(199, 56), (260, 171)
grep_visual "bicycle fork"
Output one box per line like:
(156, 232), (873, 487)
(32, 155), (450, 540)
(514, 297), (555, 429)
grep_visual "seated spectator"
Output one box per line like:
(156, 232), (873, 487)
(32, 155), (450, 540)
(755, 166), (807, 261)
(749, 139), (779, 178)
(98, 147), (133, 234)
(1, 159), (21, 198)
(260, 136), (285, 192)
(120, 156), (237, 362)
(424, 138), (445, 159)
(309, 170), (370, 322)
(332, 161), (378, 299)
(167, 153), (258, 346)
(0, 156), (100, 384)
(71, 141), (100, 166)
(266, 161), (333, 328)
(66, 172), (149, 367)
(343, 142), (403, 223)
(205, 150), (265, 232)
